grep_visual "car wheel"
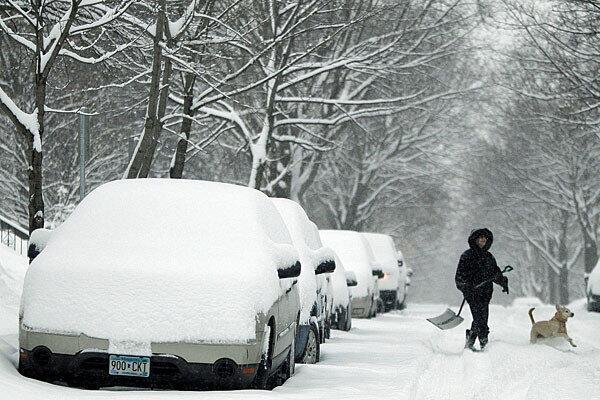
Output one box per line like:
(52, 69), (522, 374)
(300, 323), (320, 364)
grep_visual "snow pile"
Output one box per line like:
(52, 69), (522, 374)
(21, 179), (299, 344)
(0, 244), (27, 306)
(588, 258), (600, 295)
(329, 254), (350, 308)
(361, 232), (399, 291)
(271, 198), (335, 324)
(319, 230), (376, 298)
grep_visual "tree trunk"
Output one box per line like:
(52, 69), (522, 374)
(265, 141), (292, 198)
(582, 226), (598, 274)
(170, 74), (195, 179)
(139, 56), (172, 177)
(29, 70), (46, 233)
(559, 267), (569, 305)
(125, 0), (166, 179)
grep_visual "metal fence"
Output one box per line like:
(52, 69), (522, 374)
(0, 214), (29, 256)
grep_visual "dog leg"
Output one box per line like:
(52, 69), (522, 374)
(560, 333), (577, 347)
(530, 329), (538, 344)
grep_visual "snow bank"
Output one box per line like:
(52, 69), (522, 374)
(361, 232), (399, 291)
(21, 179), (299, 344)
(319, 230), (376, 298)
(0, 244), (27, 306)
(271, 198), (335, 324)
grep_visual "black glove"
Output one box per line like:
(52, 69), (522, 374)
(500, 276), (509, 294)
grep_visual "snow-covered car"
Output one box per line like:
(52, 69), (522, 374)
(329, 256), (357, 331)
(397, 249), (410, 309)
(19, 179), (301, 390)
(586, 259), (600, 312)
(271, 198), (336, 364)
(362, 232), (406, 312)
(319, 230), (383, 319)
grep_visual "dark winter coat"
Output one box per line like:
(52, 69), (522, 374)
(455, 228), (505, 303)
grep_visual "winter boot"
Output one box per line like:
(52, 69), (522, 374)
(464, 329), (477, 351)
(479, 336), (488, 350)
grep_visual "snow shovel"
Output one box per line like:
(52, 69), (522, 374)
(427, 266), (513, 330)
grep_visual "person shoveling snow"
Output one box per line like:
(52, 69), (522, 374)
(455, 228), (509, 351)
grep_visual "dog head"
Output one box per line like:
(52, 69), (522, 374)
(555, 304), (575, 320)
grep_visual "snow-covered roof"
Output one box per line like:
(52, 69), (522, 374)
(271, 198), (335, 323)
(21, 179), (299, 344)
(361, 232), (398, 271)
(319, 230), (377, 298)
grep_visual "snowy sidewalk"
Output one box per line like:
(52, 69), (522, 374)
(1, 302), (599, 399)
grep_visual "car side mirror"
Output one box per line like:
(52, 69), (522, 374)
(345, 271), (358, 287)
(28, 228), (53, 262)
(372, 269), (384, 279)
(315, 259), (336, 275)
(278, 261), (301, 279)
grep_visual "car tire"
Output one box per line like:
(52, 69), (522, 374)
(300, 323), (320, 364)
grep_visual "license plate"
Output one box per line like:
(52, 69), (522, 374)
(109, 355), (150, 377)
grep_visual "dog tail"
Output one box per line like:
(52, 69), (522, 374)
(528, 308), (536, 325)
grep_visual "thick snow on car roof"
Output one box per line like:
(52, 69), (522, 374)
(319, 230), (376, 298)
(271, 198), (334, 323)
(362, 232), (399, 291)
(361, 232), (398, 270)
(21, 179), (298, 344)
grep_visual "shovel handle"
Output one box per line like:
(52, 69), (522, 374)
(457, 298), (466, 317)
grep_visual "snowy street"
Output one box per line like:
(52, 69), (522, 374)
(2, 300), (600, 400)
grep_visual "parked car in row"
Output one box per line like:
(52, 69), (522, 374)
(271, 198), (336, 364)
(330, 259), (357, 331)
(586, 259), (600, 312)
(20, 180), (302, 390)
(319, 230), (383, 319)
(362, 232), (406, 312)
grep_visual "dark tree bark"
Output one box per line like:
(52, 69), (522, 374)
(170, 74), (196, 179)
(126, 0), (166, 179)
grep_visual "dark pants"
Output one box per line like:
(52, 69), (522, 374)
(468, 300), (490, 339)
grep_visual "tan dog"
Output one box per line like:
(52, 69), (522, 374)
(529, 305), (576, 347)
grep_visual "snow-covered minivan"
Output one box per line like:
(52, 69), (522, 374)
(19, 179), (301, 390)
(319, 230), (383, 319)
(271, 198), (336, 364)
(362, 233), (406, 312)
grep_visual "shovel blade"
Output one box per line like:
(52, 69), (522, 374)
(427, 308), (464, 330)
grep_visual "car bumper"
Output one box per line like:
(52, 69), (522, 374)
(350, 296), (373, 318)
(19, 328), (266, 389)
(380, 290), (399, 311)
(19, 347), (260, 390)
(588, 293), (600, 311)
